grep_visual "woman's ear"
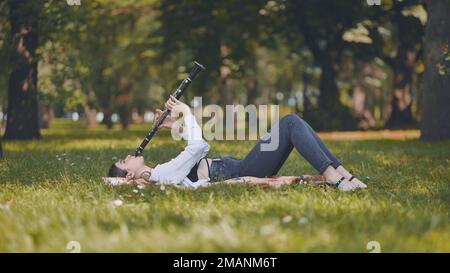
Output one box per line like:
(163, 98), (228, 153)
(125, 170), (135, 181)
(141, 171), (151, 181)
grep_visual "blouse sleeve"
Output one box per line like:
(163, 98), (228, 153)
(149, 113), (210, 184)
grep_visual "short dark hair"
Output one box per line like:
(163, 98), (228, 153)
(108, 163), (128, 177)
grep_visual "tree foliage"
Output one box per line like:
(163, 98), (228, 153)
(1, 0), (445, 137)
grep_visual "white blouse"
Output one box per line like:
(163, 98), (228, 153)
(149, 113), (211, 188)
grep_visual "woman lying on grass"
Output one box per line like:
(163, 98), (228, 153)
(107, 96), (367, 191)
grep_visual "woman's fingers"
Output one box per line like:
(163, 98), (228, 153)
(164, 95), (181, 111)
(165, 100), (175, 110)
(155, 109), (162, 118)
(167, 96), (178, 105)
(170, 95), (181, 105)
(165, 95), (187, 113)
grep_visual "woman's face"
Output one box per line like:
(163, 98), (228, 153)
(115, 155), (145, 174)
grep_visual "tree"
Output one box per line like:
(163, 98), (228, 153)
(420, 0), (450, 141)
(4, 0), (41, 140)
(279, 0), (377, 130)
(158, 0), (267, 107)
(0, 1), (10, 110)
(382, 1), (426, 129)
(0, 138), (3, 158)
(3, 0), (77, 138)
(63, 1), (159, 130)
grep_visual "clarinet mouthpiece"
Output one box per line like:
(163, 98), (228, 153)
(134, 149), (142, 157)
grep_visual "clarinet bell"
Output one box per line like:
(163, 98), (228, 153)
(188, 61), (205, 81)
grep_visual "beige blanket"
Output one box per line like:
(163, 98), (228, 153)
(102, 175), (326, 188)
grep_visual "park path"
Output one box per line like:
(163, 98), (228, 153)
(317, 130), (420, 140)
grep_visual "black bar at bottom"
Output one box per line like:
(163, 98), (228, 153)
(0, 253), (446, 272)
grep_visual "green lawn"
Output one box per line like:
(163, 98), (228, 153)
(0, 120), (449, 252)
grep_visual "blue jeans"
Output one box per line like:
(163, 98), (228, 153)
(210, 114), (342, 181)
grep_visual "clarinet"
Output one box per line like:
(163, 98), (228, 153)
(134, 61), (205, 157)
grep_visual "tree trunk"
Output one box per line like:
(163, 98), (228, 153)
(421, 0), (450, 141)
(219, 44), (232, 108)
(0, 138), (3, 159)
(102, 107), (114, 129)
(117, 79), (133, 130)
(245, 53), (259, 105)
(302, 70), (310, 114)
(83, 105), (98, 129)
(304, 52), (356, 131)
(220, 76), (232, 108)
(119, 105), (131, 130)
(39, 104), (54, 129)
(352, 62), (376, 129)
(385, 44), (417, 129)
(319, 57), (341, 110)
(4, 0), (40, 140)
(352, 62), (367, 116)
(75, 80), (98, 129)
(99, 85), (114, 129)
(245, 77), (258, 105)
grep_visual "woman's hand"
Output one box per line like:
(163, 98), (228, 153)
(164, 95), (191, 118)
(154, 109), (175, 129)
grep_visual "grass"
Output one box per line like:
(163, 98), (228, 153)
(0, 119), (449, 252)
